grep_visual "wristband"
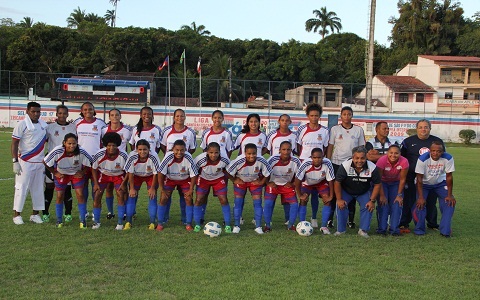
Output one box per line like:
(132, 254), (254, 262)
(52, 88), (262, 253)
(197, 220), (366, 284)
(397, 193), (403, 197)
(369, 199), (376, 203)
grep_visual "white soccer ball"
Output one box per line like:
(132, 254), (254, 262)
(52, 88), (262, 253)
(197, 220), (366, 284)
(203, 221), (222, 238)
(296, 221), (314, 237)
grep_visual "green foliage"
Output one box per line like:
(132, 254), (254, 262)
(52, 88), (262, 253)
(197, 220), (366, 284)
(407, 128), (417, 136)
(305, 7), (342, 39)
(459, 129), (477, 144)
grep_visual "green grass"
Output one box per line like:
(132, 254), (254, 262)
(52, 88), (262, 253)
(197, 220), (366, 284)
(1, 131), (479, 299)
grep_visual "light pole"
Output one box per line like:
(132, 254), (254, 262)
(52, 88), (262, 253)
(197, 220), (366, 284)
(228, 57), (232, 108)
(365, 0), (376, 113)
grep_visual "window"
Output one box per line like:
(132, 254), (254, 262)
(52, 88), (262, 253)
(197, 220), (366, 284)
(308, 92), (318, 103)
(445, 92), (453, 99)
(442, 69), (452, 76)
(399, 93), (408, 102)
(325, 93), (336, 102)
(475, 93), (480, 100)
(416, 94), (424, 103)
(464, 93), (468, 100)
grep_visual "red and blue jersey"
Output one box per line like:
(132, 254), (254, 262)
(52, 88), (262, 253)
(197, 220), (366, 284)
(44, 145), (93, 175)
(124, 151), (161, 177)
(296, 124), (329, 160)
(92, 148), (129, 177)
(296, 158), (335, 186)
(233, 132), (267, 156)
(194, 152), (230, 181)
(267, 155), (301, 185)
(13, 120), (47, 163)
(129, 125), (162, 153)
(74, 117), (107, 155)
(227, 154), (272, 183)
(159, 152), (198, 181)
(102, 123), (132, 152)
(161, 125), (197, 152)
(200, 127), (234, 158)
(266, 129), (297, 155)
(415, 152), (455, 186)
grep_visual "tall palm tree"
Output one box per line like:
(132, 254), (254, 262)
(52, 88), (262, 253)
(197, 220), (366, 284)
(181, 21), (211, 36)
(305, 7), (342, 39)
(109, 0), (120, 27)
(66, 6), (85, 28)
(104, 9), (115, 27)
(18, 16), (34, 28)
(84, 13), (106, 24)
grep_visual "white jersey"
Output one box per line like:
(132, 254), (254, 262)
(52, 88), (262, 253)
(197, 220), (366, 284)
(129, 125), (162, 153)
(124, 151), (161, 177)
(416, 152), (455, 186)
(12, 119), (47, 163)
(296, 158), (335, 186)
(159, 152), (198, 181)
(296, 124), (329, 160)
(194, 152), (230, 181)
(46, 122), (76, 153)
(266, 129), (297, 156)
(227, 155), (272, 183)
(101, 123), (132, 152)
(161, 125), (197, 152)
(92, 148), (129, 177)
(200, 127), (234, 158)
(74, 117), (107, 155)
(234, 132), (267, 156)
(267, 155), (301, 185)
(329, 124), (365, 165)
(44, 145), (93, 175)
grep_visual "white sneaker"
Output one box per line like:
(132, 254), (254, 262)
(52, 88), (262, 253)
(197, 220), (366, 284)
(284, 220), (289, 225)
(115, 224), (124, 230)
(320, 227), (331, 235)
(333, 231), (345, 236)
(13, 215), (24, 225)
(358, 229), (369, 238)
(232, 226), (241, 234)
(239, 218), (244, 225)
(251, 218), (256, 225)
(254, 227), (264, 234)
(29, 214), (43, 224)
(310, 218), (319, 228)
(92, 223), (101, 229)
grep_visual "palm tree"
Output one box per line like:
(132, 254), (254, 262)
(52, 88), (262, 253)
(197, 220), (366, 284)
(66, 6), (85, 28)
(18, 17), (34, 28)
(181, 21), (211, 36)
(84, 13), (106, 24)
(109, 0), (120, 27)
(305, 7), (342, 39)
(104, 9), (115, 27)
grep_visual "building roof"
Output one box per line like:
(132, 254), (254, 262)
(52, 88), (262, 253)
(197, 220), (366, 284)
(376, 75), (436, 93)
(418, 55), (480, 67)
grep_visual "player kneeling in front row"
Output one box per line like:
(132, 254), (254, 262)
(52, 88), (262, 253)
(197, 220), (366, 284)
(227, 143), (272, 234)
(156, 140), (198, 231)
(334, 146), (381, 238)
(294, 148), (335, 234)
(193, 142), (232, 233)
(123, 140), (161, 230)
(264, 141), (301, 232)
(413, 141), (455, 237)
(91, 132), (129, 230)
(43, 133), (93, 228)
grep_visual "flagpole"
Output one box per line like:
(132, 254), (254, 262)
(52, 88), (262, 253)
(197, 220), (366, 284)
(168, 57), (171, 114)
(199, 68), (202, 108)
(183, 49), (186, 108)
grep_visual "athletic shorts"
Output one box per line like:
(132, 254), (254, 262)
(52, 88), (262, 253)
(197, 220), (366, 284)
(133, 175), (155, 190)
(98, 173), (125, 190)
(265, 185), (297, 204)
(84, 167), (93, 180)
(164, 178), (191, 194)
(196, 177), (227, 196)
(301, 180), (330, 196)
(233, 182), (263, 197)
(54, 174), (85, 191)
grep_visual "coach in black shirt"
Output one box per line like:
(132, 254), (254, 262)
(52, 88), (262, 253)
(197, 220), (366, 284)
(334, 146), (381, 238)
(400, 119), (444, 233)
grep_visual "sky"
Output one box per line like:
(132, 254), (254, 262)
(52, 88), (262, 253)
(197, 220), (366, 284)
(1, 0), (478, 46)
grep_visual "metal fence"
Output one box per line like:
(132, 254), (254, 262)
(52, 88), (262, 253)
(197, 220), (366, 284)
(0, 70), (366, 107)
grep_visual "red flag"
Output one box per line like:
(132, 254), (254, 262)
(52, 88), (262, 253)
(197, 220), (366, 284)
(197, 57), (201, 74)
(158, 56), (169, 71)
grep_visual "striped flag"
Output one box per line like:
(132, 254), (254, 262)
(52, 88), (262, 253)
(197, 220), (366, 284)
(197, 57), (201, 74)
(180, 49), (185, 64)
(158, 56), (169, 71)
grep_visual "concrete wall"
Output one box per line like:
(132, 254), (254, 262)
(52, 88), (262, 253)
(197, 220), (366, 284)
(1, 98), (479, 143)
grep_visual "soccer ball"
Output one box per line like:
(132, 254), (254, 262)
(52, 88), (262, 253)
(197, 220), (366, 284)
(296, 221), (314, 237)
(203, 221), (222, 238)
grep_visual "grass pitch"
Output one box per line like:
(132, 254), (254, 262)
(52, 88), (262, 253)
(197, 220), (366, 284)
(0, 132), (479, 299)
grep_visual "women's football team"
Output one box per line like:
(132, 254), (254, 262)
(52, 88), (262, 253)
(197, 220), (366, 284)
(43, 102), (410, 236)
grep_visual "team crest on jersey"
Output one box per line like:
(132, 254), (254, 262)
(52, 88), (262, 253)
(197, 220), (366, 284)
(92, 125), (98, 132)
(321, 171), (326, 177)
(419, 147), (430, 155)
(73, 160), (79, 166)
(257, 138), (263, 145)
(254, 166), (259, 173)
(150, 133), (155, 140)
(287, 168), (292, 174)
(348, 167), (355, 176)
(147, 166), (152, 172)
(364, 169), (370, 176)
(181, 166), (187, 173)
(216, 168), (222, 172)
(115, 163), (121, 169)
(317, 134), (323, 141)
(62, 127), (65, 130)
(54, 131), (59, 136)
(221, 136), (226, 143)
(339, 134), (343, 140)
(183, 135), (187, 142)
